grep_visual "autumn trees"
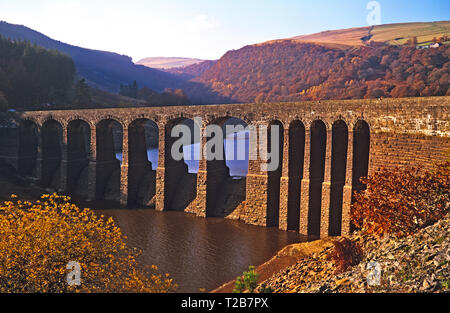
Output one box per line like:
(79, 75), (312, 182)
(189, 40), (449, 103)
(0, 194), (177, 292)
(351, 162), (449, 237)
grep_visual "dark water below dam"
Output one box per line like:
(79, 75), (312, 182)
(88, 129), (302, 292)
(91, 205), (302, 292)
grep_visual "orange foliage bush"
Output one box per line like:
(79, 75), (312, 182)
(351, 162), (449, 238)
(327, 238), (363, 274)
(0, 194), (177, 293)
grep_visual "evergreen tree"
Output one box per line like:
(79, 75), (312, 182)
(0, 91), (8, 111)
(75, 79), (92, 106)
(119, 80), (139, 98)
(132, 80), (138, 98)
(0, 35), (75, 108)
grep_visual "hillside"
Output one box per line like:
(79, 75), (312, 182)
(290, 21), (450, 47)
(185, 22), (449, 104)
(165, 60), (218, 79)
(1, 20), (448, 105)
(136, 57), (205, 69)
(0, 21), (184, 93)
(0, 36), (75, 109)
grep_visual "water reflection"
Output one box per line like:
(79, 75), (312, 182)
(116, 130), (250, 176)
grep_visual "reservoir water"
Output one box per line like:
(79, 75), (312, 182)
(116, 129), (251, 176)
(94, 207), (302, 292)
(91, 130), (302, 292)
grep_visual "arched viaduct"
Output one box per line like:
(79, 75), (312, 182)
(1, 96), (449, 238)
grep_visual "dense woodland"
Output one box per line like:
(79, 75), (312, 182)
(1, 32), (449, 110)
(188, 40), (450, 103)
(0, 36), (189, 110)
(0, 36), (75, 109)
(0, 21), (184, 94)
(120, 81), (189, 106)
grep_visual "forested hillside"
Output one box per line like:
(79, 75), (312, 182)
(0, 21), (184, 93)
(0, 36), (191, 110)
(0, 36), (75, 109)
(1, 20), (448, 107)
(187, 40), (449, 103)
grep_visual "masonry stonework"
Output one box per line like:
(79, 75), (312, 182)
(0, 96), (449, 238)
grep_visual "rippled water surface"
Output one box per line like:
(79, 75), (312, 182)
(93, 207), (302, 292)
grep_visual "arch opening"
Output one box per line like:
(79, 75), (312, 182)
(329, 120), (348, 236)
(205, 117), (249, 217)
(164, 118), (199, 211)
(287, 120), (305, 231)
(67, 119), (91, 197)
(267, 120), (284, 227)
(223, 118), (250, 178)
(308, 120), (326, 236)
(96, 119), (123, 202)
(41, 120), (63, 189)
(18, 120), (39, 177)
(128, 119), (159, 207)
(352, 120), (370, 193)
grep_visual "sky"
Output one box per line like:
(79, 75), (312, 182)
(0, 0), (449, 61)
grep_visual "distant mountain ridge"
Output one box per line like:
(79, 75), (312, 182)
(0, 21), (184, 93)
(1, 20), (448, 106)
(165, 60), (218, 80)
(136, 57), (206, 69)
(265, 20), (450, 48)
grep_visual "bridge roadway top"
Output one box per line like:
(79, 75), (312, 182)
(7, 96), (450, 136)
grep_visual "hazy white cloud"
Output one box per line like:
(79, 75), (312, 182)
(186, 14), (217, 32)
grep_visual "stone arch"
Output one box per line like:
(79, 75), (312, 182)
(67, 119), (91, 196)
(204, 116), (249, 217)
(92, 115), (126, 130)
(329, 119), (349, 236)
(163, 117), (199, 211)
(42, 115), (65, 126)
(286, 120), (305, 231)
(18, 119), (39, 176)
(66, 116), (95, 129)
(352, 120), (370, 193)
(95, 118), (123, 202)
(308, 119), (327, 236)
(22, 116), (41, 127)
(222, 117), (250, 177)
(266, 119), (284, 227)
(41, 119), (63, 188)
(236, 115), (252, 126)
(127, 118), (159, 207)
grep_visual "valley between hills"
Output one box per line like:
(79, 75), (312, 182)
(0, 20), (448, 110)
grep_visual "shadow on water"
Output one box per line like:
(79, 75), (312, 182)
(74, 198), (304, 293)
(72, 127), (303, 292)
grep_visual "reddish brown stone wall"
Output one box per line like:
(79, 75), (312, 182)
(369, 132), (450, 175)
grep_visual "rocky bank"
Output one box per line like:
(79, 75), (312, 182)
(255, 214), (449, 293)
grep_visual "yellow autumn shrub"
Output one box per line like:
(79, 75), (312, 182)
(0, 194), (177, 293)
